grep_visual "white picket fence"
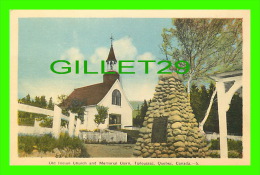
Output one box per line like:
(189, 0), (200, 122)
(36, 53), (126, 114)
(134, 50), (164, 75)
(80, 130), (127, 143)
(18, 103), (80, 138)
(206, 132), (242, 141)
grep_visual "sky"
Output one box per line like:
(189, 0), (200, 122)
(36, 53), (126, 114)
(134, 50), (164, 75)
(18, 18), (174, 103)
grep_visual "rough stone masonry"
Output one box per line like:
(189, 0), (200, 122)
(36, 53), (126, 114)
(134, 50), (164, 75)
(133, 73), (209, 158)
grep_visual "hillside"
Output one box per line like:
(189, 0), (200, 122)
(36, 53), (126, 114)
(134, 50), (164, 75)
(129, 101), (143, 110)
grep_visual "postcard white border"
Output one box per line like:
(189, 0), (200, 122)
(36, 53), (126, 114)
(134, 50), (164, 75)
(10, 10), (250, 166)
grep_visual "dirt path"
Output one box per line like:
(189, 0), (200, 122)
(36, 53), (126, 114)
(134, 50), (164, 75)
(85, 144), (135, 157)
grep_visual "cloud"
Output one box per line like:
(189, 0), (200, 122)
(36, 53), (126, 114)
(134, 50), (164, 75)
(89, 47), (109, 64)
(113, 36), (138, 60)
(124, 80), (156, 101)
(60, 47), (84, 62)
(89, 36), (138, 64)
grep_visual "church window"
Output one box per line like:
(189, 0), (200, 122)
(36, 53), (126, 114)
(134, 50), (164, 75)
(112, 89), (121, 106)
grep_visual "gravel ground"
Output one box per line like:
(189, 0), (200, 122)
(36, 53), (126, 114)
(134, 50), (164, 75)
(85, 144), (135, 157)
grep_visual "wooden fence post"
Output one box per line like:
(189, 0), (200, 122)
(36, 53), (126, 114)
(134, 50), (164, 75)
(69, 112), (76, 137)
(53, 105), (61, 139)
(75, 118), (81, 137)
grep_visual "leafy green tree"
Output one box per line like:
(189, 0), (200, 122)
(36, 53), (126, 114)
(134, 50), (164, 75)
(57, 94), (85, 121)
(94, 105), (109, 129)
(161, 18), (242, 132)
(162, 18), (242, 93)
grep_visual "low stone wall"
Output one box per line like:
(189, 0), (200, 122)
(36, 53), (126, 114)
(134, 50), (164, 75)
(80, 130), (127, 143)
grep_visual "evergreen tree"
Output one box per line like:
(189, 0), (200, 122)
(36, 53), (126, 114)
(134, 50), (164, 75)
(199, 85), (209, 122)
(134, 100), (148, 127)
(47, 97), (54, 110)
(25, 94), (31, 104)
(33, 96), (41, 107)
(190, 84), (201, 121)
(203, 83), (219, 133)
(40, 96), (47, 108)
(190, 83), (242, 135)
(227, 92), (242, 135)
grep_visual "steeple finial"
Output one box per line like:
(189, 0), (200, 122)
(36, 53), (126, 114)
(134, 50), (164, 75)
(110, 34), (114, 46)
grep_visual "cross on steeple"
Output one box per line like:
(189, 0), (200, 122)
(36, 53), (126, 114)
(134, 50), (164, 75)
(110, 34), (114, 46)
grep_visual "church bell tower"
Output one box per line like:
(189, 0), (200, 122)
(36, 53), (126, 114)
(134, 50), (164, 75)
(106, 35), (117, 71)
(103, 35), (120, 84)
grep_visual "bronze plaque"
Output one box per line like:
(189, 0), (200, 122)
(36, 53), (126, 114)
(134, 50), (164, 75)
(151, 117), (168, 143)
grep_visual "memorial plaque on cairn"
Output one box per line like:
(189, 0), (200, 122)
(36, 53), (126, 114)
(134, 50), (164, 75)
(151, 117), (167, 143)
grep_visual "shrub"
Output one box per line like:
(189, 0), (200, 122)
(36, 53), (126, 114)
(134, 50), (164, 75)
(228, 150), (241, 158)
(18, 133), (89, 157)
(37, 134), (56, 152)
(228, 139), (242, 153)
(209, 138), (242, 158)
(18, 135), (38, 154)
(209, 139), (220, 150)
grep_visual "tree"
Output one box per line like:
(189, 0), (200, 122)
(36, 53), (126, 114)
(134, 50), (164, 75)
(190, 83), (219, 133)
(161, 18), (242, 93)
(40, 96), (47, 108)
(94, 105), (109, 129)
(134, 100), (148, 127)
(33, 96), (41, 107)
(190, 84), (203, 121)
(47, 97), (54, 110)
(199, 85), (217, 131)
(25, 94), (31, 104)
(162, 18), (242, 132)
(57, 94), (68, 105)
(57, 94), (85, 121)
(227, 92), (242, 135)
(18, 94), (55, 126)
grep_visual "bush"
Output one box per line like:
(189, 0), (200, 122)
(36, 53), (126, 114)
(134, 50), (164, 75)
(18, 135), (38, 154)
(209, 138), (242, 158)
(228, 139), (242, 153)
(228, 150), (241, 158)
(209, 139), (220, 150)
(18, 133), (89, 157)
(37, 134), (56, 152)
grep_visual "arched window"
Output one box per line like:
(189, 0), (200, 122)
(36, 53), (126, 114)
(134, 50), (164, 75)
(112, 89), (121, 106)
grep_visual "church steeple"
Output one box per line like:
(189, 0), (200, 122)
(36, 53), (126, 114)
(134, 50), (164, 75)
(106, 35), (117, 71)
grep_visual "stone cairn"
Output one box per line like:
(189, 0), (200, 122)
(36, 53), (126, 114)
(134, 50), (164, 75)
(133, 73), (209, 158)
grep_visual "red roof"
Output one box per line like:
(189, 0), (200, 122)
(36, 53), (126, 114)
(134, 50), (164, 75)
(66, 81), (114, 106)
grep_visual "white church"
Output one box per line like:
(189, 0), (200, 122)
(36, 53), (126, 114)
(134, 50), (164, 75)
(65, 41), (133, 131)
